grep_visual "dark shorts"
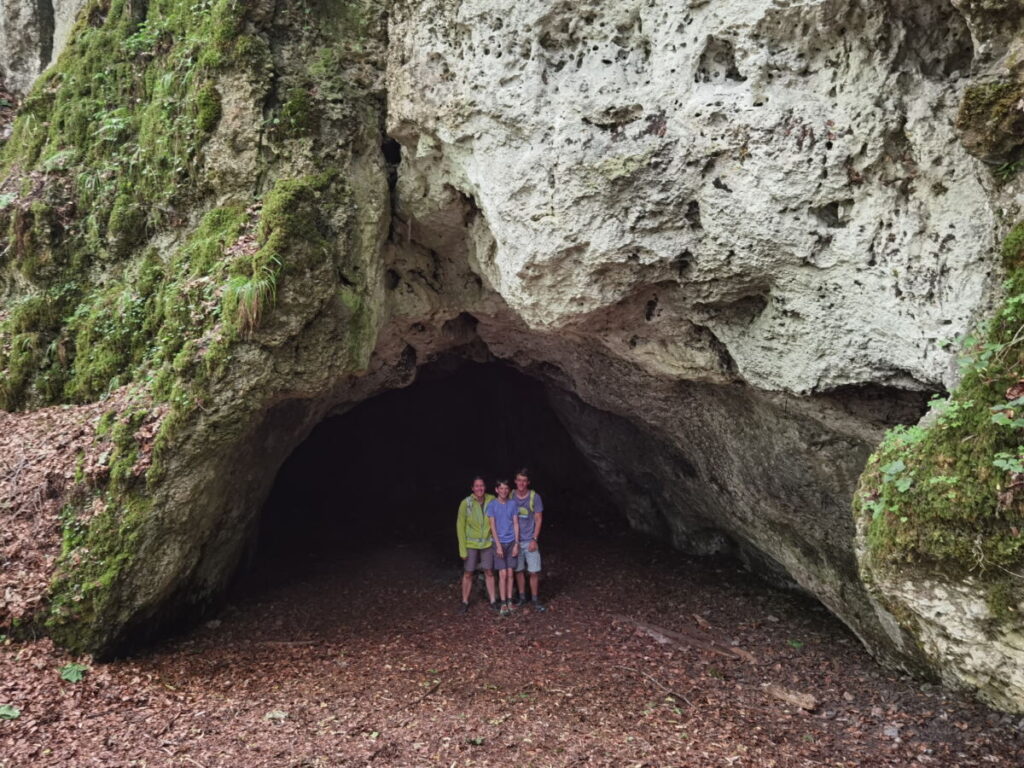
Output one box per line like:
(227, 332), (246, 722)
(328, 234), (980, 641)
(493, 541), (517, 571)
(464, 546), (494, 572)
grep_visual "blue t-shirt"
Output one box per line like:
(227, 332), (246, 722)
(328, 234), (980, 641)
(513, 490), (543, 542)
(486, 498), (518, 544)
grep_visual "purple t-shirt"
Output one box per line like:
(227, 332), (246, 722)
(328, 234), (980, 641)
(486, 497), (518, 544)
(513, 490), (543, 542)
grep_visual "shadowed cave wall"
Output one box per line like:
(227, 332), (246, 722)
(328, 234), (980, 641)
(255, 360), (620, 567)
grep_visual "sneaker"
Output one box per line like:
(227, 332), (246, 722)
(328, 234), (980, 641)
(506, 599), (516, 613)
(499, 603), (511, 617)
(488, 601), (501, 613)
(458, 601), (470, 614)
(532, 599), (547, 613)
(514, 594), (527, 606)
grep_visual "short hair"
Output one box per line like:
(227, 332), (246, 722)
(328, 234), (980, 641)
(495, 478), (511, 489)
(515, 468), (529, 479)
(471, 475), (487, 486)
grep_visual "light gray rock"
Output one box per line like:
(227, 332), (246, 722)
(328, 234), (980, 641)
(2, 0), (1022, 713)
(383, 0), (1023, 708)
(387, 0), (1008, 397)
(1, 0), (86, 94)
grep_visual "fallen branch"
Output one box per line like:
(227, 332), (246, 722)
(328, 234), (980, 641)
(614, 615), (757, 665)
(763, 683), (818, 711)
(618, 665), (693, 707)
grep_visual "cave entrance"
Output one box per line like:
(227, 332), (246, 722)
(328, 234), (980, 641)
(251, 360), (619, 583)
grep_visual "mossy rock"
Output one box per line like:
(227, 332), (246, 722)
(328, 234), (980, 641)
(854, 221), (1024, 636)
(956, 78), (1024, 165)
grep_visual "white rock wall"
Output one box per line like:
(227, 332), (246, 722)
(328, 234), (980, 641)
(1, 0), (86, 94)
(388, 0), (1003, 395)
(386, 0), (1024, 710)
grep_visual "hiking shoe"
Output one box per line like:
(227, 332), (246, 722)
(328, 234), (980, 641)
(514, 594), (527, 606)
(488, 601), (501, 613)
(532, 599), (547, 613)
(499, 603), (511, 617)
(458, 601), (470, 614)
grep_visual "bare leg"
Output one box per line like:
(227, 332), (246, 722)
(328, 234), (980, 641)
(484, 570), (496, 603)
(461, 570), (473, 603)
(500, 569), (512, 601)
(530, 572), (540, 600)
(515, 570), (526, 599)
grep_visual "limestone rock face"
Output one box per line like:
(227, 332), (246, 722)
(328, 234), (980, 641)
(388, 0), (1005, 396)
(859, 548), (1024, 713)
(0, 0), (86, 94)
(2, 0), (1023, 714)
(384, 0), (1022, 707)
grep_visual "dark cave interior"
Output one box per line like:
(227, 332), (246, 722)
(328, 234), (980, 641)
(255, 361), (623, 570)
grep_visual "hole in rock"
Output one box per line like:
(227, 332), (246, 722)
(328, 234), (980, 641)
(381, 138), (402, 165)
(249, 361), (619, 588)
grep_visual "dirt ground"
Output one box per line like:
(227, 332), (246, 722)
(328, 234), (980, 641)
(1, 533), (1022, 767)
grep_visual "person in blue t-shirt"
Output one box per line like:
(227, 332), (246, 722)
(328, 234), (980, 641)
(486, 479), (520, 616)
(512, 468), (545, 611)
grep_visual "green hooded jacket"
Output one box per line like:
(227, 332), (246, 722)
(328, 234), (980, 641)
(457, 493), (495, 558)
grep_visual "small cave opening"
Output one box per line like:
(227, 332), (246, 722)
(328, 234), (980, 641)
(245, 360), (621, 592)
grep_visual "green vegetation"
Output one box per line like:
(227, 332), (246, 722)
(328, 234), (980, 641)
(59, 662), (90, 682)
(0, 0), (386, 654)
(0, 704), (20, 720)
(0, 0), (254, 410)
(855, 225), (1024, 579)
(956, 79), (1024, 173)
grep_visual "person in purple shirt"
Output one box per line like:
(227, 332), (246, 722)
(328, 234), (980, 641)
(512, 468), (545, 611)
(486, 479), (520, 616)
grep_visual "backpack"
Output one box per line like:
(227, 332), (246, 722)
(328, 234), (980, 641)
(517, 490), (535, 517)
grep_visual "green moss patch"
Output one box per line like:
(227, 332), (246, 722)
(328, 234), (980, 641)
(956, 79), (1024, 171)
(855, 225), (1024, 578)
(0, 0), (387, 655)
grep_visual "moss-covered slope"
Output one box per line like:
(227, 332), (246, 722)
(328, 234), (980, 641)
(0, 0), (389, 653)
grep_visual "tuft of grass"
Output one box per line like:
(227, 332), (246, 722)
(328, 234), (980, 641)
(224, 263), (279, 336)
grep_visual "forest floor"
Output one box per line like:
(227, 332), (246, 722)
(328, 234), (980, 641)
(1, 533), (1022, 767)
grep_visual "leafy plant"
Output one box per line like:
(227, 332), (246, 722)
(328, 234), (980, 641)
(993, 451), (1024, 475)
(59, 662), (90, 682)
(990, 397), (1024, 429)
(0, 704), (21, 720)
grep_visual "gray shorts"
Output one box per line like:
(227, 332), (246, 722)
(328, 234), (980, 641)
(464, 546), (494, 572)
(515, 541), (542, 573)
(493, 541), (517, 571)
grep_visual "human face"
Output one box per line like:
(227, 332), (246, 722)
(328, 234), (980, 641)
(472, 478), (486, 499)
(515, 474), (529, 495)
(496, 482), (510, 500)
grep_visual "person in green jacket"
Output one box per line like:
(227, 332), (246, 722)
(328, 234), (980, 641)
(457, 476), (498, 613)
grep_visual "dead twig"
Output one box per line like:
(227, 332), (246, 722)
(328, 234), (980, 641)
(404, 679), (441, 709)
(614, 614), (757, 664)
(618, 665), (693, 707)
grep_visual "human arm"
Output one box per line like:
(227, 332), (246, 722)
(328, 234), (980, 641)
(489, 514), (503, 557)
(456, 500), (468, 559)
(512, 514), (520, 557)
(529, 494), (543, 551)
